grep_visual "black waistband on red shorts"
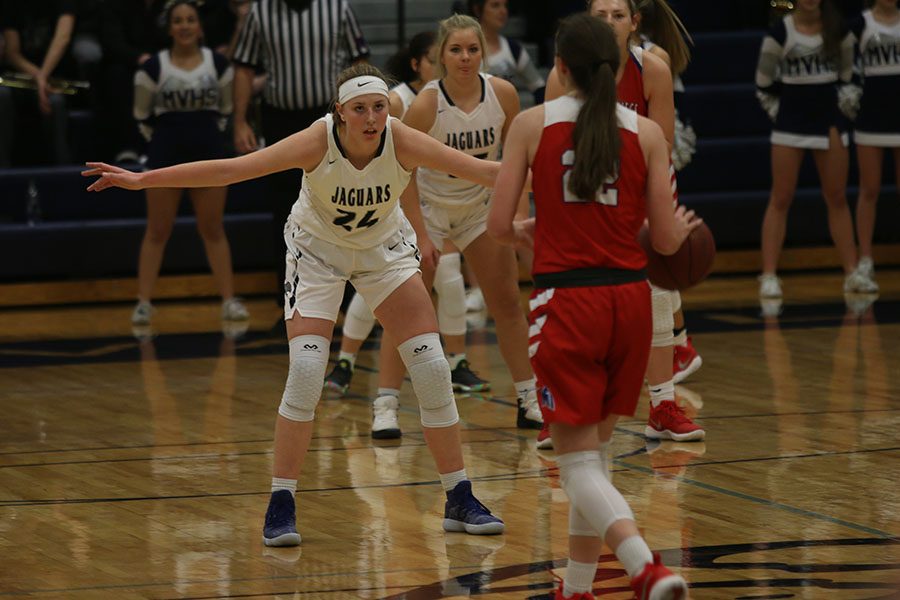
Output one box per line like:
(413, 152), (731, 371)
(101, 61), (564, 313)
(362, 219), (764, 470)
(532, 267), (647, 289)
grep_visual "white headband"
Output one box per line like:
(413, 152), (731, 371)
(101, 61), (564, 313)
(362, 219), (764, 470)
(338, 76), (390, 104)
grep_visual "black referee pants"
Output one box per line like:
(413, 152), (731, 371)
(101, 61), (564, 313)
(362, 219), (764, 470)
(261, 103), (330, 302)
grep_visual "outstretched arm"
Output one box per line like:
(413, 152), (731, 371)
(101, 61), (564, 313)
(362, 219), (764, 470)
(392, 120), (499, 188)
(84, 122), (328, 192)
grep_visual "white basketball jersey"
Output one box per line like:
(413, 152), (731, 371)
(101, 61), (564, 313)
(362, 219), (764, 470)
(289, 113), (412, 249)
(390, 82), (417, 119)
(416, 74), (506, 208)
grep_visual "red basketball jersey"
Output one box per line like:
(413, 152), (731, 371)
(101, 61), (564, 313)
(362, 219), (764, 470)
(531, 96), (648, 275)
(617, 47), (647, 116)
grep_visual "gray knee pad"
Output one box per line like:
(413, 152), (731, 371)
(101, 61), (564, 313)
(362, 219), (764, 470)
(343, 293), (376, 341)
(671, 289), (682, 313)
(434, 252), (466, 336)
(278, 335), (329, 422)
(397, 332), (459, 428)
(650, 284), (674, 348)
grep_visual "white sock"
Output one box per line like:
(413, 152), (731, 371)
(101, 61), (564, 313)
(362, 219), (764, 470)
(514, 378), (537, 400)
(439, 468), (468, 492)
(616, 535), (653, 579)
(271, 477), (297, 494)
(377, 387), (400, 399)
(563, 558), (596, 596)
(338, 351), (356, 370)
(447, 353), (466, 370)
(673, 328), (687, 346)
(648, 380), (675, 407)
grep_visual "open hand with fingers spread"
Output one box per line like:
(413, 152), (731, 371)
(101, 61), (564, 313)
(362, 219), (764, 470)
(82, 162), (145, 192)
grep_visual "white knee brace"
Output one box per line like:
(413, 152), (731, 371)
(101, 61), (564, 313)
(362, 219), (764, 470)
(567, 443), (611, 537)
(650, 284), (675, 348)
(558, 450), (633, 540)
(278, 335), (329, 422)
(671, 290), (682, 314)
(398, 332), (459, 428)
(434, 252), (467, 337)
(342, 293), (376, 341)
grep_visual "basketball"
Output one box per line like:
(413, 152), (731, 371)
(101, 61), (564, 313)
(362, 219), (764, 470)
(637, 221), (716, 290)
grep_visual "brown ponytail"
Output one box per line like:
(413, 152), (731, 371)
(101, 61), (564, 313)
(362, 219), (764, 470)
(556, 14), (621, 200)
(635, 0), (693, 75)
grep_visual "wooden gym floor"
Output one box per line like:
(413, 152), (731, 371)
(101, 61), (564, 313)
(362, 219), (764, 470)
(0, 270), (898, 599)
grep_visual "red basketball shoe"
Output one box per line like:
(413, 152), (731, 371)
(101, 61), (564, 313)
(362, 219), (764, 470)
(631, 553), (688, 599)
(536, 422), (553, 449)
(672, 337), (702, 384)
(645, 400), (705, 442)
(552, 585), (594, 599)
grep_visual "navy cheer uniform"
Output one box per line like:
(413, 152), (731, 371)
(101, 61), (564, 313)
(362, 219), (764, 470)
(134, 48), (234, 168)
(755, 14), (855, 149)
(849, 10), (900, 146)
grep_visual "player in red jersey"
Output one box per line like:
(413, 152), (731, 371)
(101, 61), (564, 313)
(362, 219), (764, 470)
(488, 14), (698, 600)
(542, 0), (705, 450)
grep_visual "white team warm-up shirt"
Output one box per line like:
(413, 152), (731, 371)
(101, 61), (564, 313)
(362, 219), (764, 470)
(289, 113), (412, 249)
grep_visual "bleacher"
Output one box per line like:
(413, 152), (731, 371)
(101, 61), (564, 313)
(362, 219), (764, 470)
(0, 1), (897, 285)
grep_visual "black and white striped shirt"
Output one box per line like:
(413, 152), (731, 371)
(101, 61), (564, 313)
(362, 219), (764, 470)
(233, 0), (369, 110)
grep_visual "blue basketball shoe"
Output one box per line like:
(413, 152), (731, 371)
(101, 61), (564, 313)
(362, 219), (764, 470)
(442, 481), (505, 535)
(263, 490), (302, 547)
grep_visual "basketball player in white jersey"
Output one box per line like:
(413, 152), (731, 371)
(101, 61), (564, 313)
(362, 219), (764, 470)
(84, 63), (506, 547)
(325, 31), (491, 401)
(371, 14), (543, 439)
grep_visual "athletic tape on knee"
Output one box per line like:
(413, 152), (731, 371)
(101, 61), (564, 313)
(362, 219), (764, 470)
(671, 289), (682, 313)
(558, 450), (633, 539)
(398, 332), (459, 427)
(343, 293), (376, 341)
(651, 285), (675, 347)
(434, 252), (467, 336)
(278, 335), (329, 422)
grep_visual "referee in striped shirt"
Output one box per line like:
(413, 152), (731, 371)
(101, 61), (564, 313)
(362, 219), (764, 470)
(232, 0), (369, 300)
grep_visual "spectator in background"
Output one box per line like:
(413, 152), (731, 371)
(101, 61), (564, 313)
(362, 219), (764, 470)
(467, 0), (545, 104)
(73, 0), (103, 83)
(98, 0), (166, 162)
(0, 0), (77, 166)
(196, 0), (253, 59)
(231, 0), (370, 303)
(130, 0), (248, 326)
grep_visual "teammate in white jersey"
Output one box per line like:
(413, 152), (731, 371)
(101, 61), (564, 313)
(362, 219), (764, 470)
(323, 31), (492, 400)
(84, 63), (507, 547)
(129, 0), (248, 328)
(848, 0), (900, 292)
(371, 14), (544, 439)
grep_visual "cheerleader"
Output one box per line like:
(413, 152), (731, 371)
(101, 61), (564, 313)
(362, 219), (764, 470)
(849, 0), (900, 292)
(755, 0), (871, 297)
(131, 0), (248, 325)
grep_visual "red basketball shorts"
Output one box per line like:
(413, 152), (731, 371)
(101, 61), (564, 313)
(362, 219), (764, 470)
(528, 281), (652, 426)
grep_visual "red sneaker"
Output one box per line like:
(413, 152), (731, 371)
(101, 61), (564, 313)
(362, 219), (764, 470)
(631, 553), (688, 599)
(536, 422), (553, 449)
(552, 584), (595, 599)
(646, 401), (705, 442)
(672, 337), (702, 384)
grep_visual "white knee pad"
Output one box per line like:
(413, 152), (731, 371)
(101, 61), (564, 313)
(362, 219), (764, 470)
(278, 335), (329, 422)
(567, 443), (611, 536)
(558, 450), (633, 540)
(670, 290), (682, 313)
(398, 332), (459, 428)
(342, 293), (376, 341)
(651, 284), (675, 348)
(434, 252), (467, 336)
